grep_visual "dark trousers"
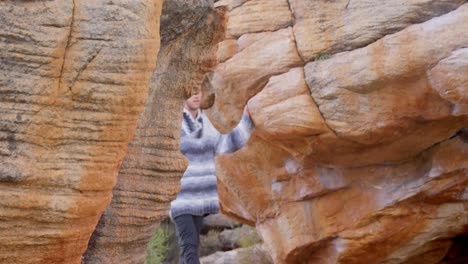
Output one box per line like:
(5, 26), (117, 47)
(173, 214), (204, 264)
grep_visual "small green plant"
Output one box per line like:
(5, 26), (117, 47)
(315, 53), (332, 61)
(237, 226), (262, 248)
(145, 227), (170, 264)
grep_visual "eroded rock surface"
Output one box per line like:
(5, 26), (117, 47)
(0, 0), (162, 263)
(290, 0), (465, 62)
(2, 0), (467, 263)
(82, 1), (226, 263)
(211, 1), (468, 263)
(200, 244), (273, 264)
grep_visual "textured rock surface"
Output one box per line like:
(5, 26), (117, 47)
(290, 0), (466, 62)
(203, 213), (241, 230)
(211, 1), (468, 263)
(82, 1), (226, 263)
(224, 0), (292, 38)
(199, 224), (262, 257)
(428, 48), (468, 116)
(0, 0), (162, 263)
(208, 27), (303, 130)
(2, 0), (468, 263)
(200, 244), (273, 264)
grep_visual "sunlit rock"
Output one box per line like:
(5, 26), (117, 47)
(213, 1), (468, 263)
(0, 0), (162, 263)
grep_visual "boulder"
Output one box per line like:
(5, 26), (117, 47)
(213, 1), (468, 263)
(203, 213), (242, 231)
(199, 224), (261, 257)
(200, 244), (273, 264)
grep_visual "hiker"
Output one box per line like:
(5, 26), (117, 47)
(170, 87), (254, 264)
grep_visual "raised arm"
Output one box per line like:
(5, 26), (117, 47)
(215, 108), (254, 155)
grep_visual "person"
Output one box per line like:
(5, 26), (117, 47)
(170, 87), (254, 264)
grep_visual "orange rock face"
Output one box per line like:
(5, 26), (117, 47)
(2, 0), (467, 263)
(0, 0), (162, 263)
(211, 1), (468, 263)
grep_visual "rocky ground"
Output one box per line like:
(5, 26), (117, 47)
(145, 213), (272, 264)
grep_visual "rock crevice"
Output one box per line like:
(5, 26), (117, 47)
(58, 0), (76, 92)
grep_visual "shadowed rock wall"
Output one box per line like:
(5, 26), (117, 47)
(82, 1), (226, 263)
(0, 0), (162, 263)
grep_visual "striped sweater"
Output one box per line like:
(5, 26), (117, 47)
(170, 108), (254, 219)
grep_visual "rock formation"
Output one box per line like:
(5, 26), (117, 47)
(0, 0), (162, 263)
(200, 244), (273, 264)
(82, 1), (226, 263)
(210, 1), (468, 263)
(1, 0), (467, 263)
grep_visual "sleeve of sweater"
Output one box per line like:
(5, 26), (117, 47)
(215, 113), (254, 155)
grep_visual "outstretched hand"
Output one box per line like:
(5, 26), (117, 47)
(243, 104), (250, 118)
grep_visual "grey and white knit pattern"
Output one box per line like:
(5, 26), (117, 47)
(170, 108), (254, 219)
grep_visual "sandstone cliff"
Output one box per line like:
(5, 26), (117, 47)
(210, 1), (468, 263)
(0, 1), (162, 263)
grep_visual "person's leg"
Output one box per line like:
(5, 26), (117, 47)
(174, 214), (201, 264)
(193, 215), (204, 241)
